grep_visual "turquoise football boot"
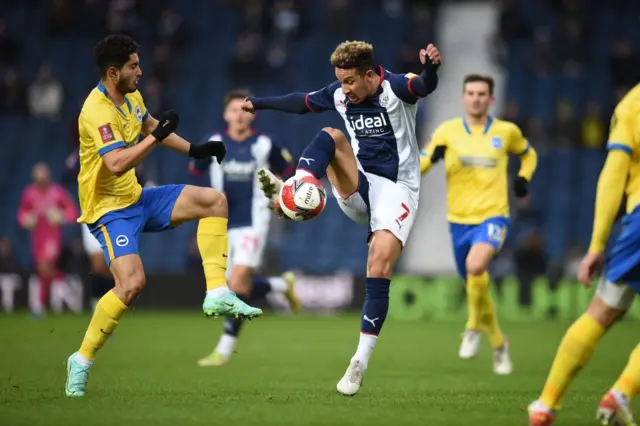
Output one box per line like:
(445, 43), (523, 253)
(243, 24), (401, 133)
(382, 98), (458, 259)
(65, 352), (91, 397)
(202, 291), (262, 319)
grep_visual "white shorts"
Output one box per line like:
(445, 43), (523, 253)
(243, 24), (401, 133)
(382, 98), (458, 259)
(226, 226), (267, 280)
(82, 224), (103, 255)
(331, 170), (418, 246)
(596, 276), (636, 310)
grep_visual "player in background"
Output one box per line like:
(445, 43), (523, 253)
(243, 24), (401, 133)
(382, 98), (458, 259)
(420, 74), (537, 375)
(18, 162), (78, 316)
(190, 89), (301, 367)
(241, 41), (441, 395)
(528, 85), (640, 426)
(65, 34), (262, 397)
(64, 145), (155, 310)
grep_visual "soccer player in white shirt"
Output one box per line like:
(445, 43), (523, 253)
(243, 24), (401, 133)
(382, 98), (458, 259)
(241, 41), (441, 396)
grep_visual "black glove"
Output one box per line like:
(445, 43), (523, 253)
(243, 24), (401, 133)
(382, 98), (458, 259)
(189, 141), (226, 164)
(514, 176), (529, 198)
(430, 145), (447, 164)
(152, 109), (179, 142)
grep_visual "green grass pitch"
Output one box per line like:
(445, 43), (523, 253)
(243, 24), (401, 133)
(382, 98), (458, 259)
(0, 311), (637, 425)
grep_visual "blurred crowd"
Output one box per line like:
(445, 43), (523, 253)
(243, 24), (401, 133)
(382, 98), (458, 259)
(0, 0), (189, 120)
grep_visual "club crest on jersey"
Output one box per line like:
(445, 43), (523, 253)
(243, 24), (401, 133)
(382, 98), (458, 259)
(347, 112), (393, 137)
(378, 93), (389, 107)
(135, 105), (143, 122)
(491, 137), (503, 149)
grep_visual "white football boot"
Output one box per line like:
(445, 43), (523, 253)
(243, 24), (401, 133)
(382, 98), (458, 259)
(493, 338), (513, 375)
(459, 330), (481, 359)
(336, 360), (365, 396)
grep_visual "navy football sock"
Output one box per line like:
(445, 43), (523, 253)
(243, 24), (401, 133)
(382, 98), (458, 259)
(223, 294), (249, 337)
(297, 130), (335, 179)
(360, 278), (390, 335)
(251, 276), (272, 299)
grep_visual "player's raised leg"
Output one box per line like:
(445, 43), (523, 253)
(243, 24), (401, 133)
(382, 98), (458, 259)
(170, 185), (262, 319)
(596, 343), (640, 426)
(258, 127), (358, 207)
(528, 281), (632, 425)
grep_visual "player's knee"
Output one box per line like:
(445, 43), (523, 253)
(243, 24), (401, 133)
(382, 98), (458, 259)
(366, 248), (395, 278)
(117, 270), (146, 305)
(321, 127), (348, 147)
(202, 188), (228, 218)
(587, 294), (627, 328)
(465, 257), (488, 276)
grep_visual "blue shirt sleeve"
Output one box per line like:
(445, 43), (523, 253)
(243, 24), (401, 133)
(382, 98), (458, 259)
(305, 81), (341, 112)
(386, 65), (438, 104)
(386, 72), (421, 104)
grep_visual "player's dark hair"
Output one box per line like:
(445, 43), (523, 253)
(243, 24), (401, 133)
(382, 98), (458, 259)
(463, 74), (495, 95)
(224, 89), (253, 108)
(330, 41), (374, 73)
(94, 34), (140, 76)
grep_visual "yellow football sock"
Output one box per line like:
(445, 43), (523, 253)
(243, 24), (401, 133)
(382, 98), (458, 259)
(465, 272), (489, 331)
(197, 217), (228, 291)
(540, 313), (606, 409)
(480, 289), (505, 348)
(78, 290), (127, 360)
(613, 343), (640, 399)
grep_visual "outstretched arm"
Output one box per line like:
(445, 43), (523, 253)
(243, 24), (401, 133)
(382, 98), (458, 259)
(243, 82), (339, 115)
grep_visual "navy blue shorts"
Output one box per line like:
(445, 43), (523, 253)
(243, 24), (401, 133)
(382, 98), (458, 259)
(88, 185), (185, 265)
(449, 216), (510, 278)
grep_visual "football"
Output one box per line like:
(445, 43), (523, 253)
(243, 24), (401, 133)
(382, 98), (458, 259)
(279, 175), (327, 221)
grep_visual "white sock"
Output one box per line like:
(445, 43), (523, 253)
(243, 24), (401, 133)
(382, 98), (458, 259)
(268, 277), (288, 293)
(295, 169), (312, 179)
(351, 333), (378, 370)
(206, 286), (230, 298)
(215, 334), (237, 358)
(74, 352), (93, 367)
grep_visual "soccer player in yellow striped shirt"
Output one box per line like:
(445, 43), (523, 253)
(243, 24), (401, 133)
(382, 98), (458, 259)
(528, 85), (640, 426)
(65, 34), (262, 397)
(421, 74), (537, 375)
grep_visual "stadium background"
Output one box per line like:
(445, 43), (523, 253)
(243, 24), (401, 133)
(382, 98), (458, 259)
(0, 0), (636, 320)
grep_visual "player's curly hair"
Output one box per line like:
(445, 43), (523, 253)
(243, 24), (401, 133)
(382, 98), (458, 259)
(330, 41), (374, 72)
(224, 89), (253, 108)
(94, 34), (140, 76)
(463, 74), (495, 96)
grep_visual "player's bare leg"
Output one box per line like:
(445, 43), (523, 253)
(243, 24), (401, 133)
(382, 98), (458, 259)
(170, 185), (262, 319)
(528, 291), (629, 424)
(66, 253), (143, 396)
(337, 230), (401, 396)
(463, 242), (511, 374)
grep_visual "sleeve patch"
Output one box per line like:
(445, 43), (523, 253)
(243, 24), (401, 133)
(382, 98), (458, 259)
(98, 124), (115, 143)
